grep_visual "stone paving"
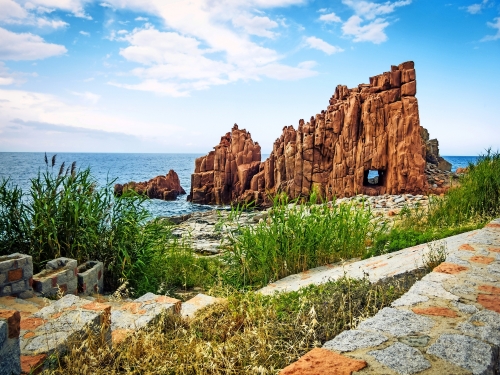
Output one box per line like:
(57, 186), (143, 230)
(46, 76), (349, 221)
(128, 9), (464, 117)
(0, 291), (221, 374)
(278, 218), (500, 374)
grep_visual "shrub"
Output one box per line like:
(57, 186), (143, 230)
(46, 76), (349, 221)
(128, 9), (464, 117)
(0, 155), (209, 294)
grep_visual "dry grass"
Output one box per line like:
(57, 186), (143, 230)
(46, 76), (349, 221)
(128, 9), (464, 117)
(45, 271), (427, 375)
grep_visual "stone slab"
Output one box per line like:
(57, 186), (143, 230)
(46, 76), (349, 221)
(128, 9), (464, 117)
(368, 342), (431, 374)
(357, 307), (434, 337)
(180, 293), (222, 319)
(279, 348), (367, 375)
(427, 334), (497, 375)
(323, 329), (387, 353)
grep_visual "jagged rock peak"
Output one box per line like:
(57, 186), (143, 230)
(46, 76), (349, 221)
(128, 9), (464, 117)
(189, 61), (430, 205)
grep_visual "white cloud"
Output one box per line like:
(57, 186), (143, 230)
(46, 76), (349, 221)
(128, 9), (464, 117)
(342, 15), (389, 43)
(305, 36), (344, 55)
(0, 27), (67, 60)
(482, 17), (500, 41)
(0, 62), (15, 85)
(71, 91), (100, 104)
(79, 30), (90, 36)
(232, 15), (279, 38)
(0, 0), (28, 21)
(135, 16), (148, 21)
(342, 0), (411, 20)
(466, 0), (488, 14)
(340, 0), (410, 43)
(0, 88), (182, 140)
(98, 0), (317, 96)
(319, 12), (342, 23)
(35, 18), (68, 28)
(0, 0), (68, 28)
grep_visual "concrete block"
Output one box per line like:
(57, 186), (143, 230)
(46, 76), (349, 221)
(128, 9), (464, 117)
(0, 310), (21, 375)
(110, 293), (180, 344)
(180, 293), (222, 319)
(32, 258), (77, 297)
(21, 295), (111, 358)
(0, 253), (33, 298)
(77, 261), (104, 295)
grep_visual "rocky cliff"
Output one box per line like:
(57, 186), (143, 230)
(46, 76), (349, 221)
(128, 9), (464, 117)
(115, 169), (186, 201)
(189, 61), (430, 205)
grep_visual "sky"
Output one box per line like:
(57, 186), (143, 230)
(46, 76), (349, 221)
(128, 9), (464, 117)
(0, 0), (499, 155)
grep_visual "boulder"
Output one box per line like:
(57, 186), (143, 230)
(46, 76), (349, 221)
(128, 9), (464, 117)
(115, 169), (186, 201)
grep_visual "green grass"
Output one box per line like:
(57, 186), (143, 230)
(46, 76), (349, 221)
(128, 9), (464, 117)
(220, 192), (385, 289)
(0, 155), (218, 295)
(367, 150), (500, 258)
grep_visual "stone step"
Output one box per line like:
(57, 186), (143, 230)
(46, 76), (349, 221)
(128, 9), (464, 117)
(110, 292), (181, 344)
(180, 293), (223, 320)
(280, 218), (500, 375)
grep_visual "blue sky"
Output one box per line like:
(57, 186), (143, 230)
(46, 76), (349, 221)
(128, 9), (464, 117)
(0, 0), (499, 155)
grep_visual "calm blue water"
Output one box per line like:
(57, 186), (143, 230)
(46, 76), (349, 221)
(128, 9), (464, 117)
(0, 153), (478, 217)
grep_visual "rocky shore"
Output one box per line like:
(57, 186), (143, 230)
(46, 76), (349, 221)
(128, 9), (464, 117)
(167, 191), (435, 255)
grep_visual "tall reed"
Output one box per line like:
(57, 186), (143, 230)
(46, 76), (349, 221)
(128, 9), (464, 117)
(222, 192), (384, 288)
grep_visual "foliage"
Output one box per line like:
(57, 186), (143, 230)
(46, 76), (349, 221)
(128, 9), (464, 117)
(367, 150), (500, 258)
(47, 271), (426, 375)
(221, 192), (385, 288)
(0, 155), (214, 294)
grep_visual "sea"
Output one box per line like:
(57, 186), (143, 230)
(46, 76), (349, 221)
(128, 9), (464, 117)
(0, 153), (479, 218)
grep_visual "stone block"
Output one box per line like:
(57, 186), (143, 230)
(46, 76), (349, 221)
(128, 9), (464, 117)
(180, 293), (222, 319)
(401, 81), (416, 96)
(458, 310), (500, 346)
(279, 348), (367, 375)
(0, 253), (33, 298)
(368, 342), (430, 374)
(323, 329), (388, 352)
(357, 307), (434, 337)
(21, 295), (111, 358)
(77, 261), (104, 296)
(32, 258), (77, 297)
(427, 334), (498, 374)
(0, 311), (21, 375)
(111, 293), (180, 344)
(20, 354), (46, 375)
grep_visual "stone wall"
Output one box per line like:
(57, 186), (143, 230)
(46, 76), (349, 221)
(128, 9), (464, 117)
(189, 61), (429, 205)
(0, 309), (21, 375)
(0, 253), (33, 299)
(32, 257), (78, 297)
(77, 261), (104, 296)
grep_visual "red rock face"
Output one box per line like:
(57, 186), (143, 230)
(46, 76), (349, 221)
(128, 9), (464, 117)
(115, 169), (186, 201)
(189, 61), (428, 205)
(189, 125), (262, 205)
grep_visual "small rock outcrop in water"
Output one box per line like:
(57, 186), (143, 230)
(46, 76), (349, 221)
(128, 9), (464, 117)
(190, 61), (435, 205)
(421, 127), (452, 172)
(115, 169), (186, 201)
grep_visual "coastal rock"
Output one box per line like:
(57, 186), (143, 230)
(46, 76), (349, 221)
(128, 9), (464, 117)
(421, 127), (452, 172)
(190, 62), (432, 205)
(115, 169), (186, 201)
(188, 125), (262, 205)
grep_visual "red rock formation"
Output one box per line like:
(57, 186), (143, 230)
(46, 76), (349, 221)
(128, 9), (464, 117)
(115, 169), (186, 201)
(188, 126), (261, 204)
(189, 61), (429, 205)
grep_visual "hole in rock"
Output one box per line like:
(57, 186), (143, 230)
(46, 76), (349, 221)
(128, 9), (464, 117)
(364, 170), (384, 187)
